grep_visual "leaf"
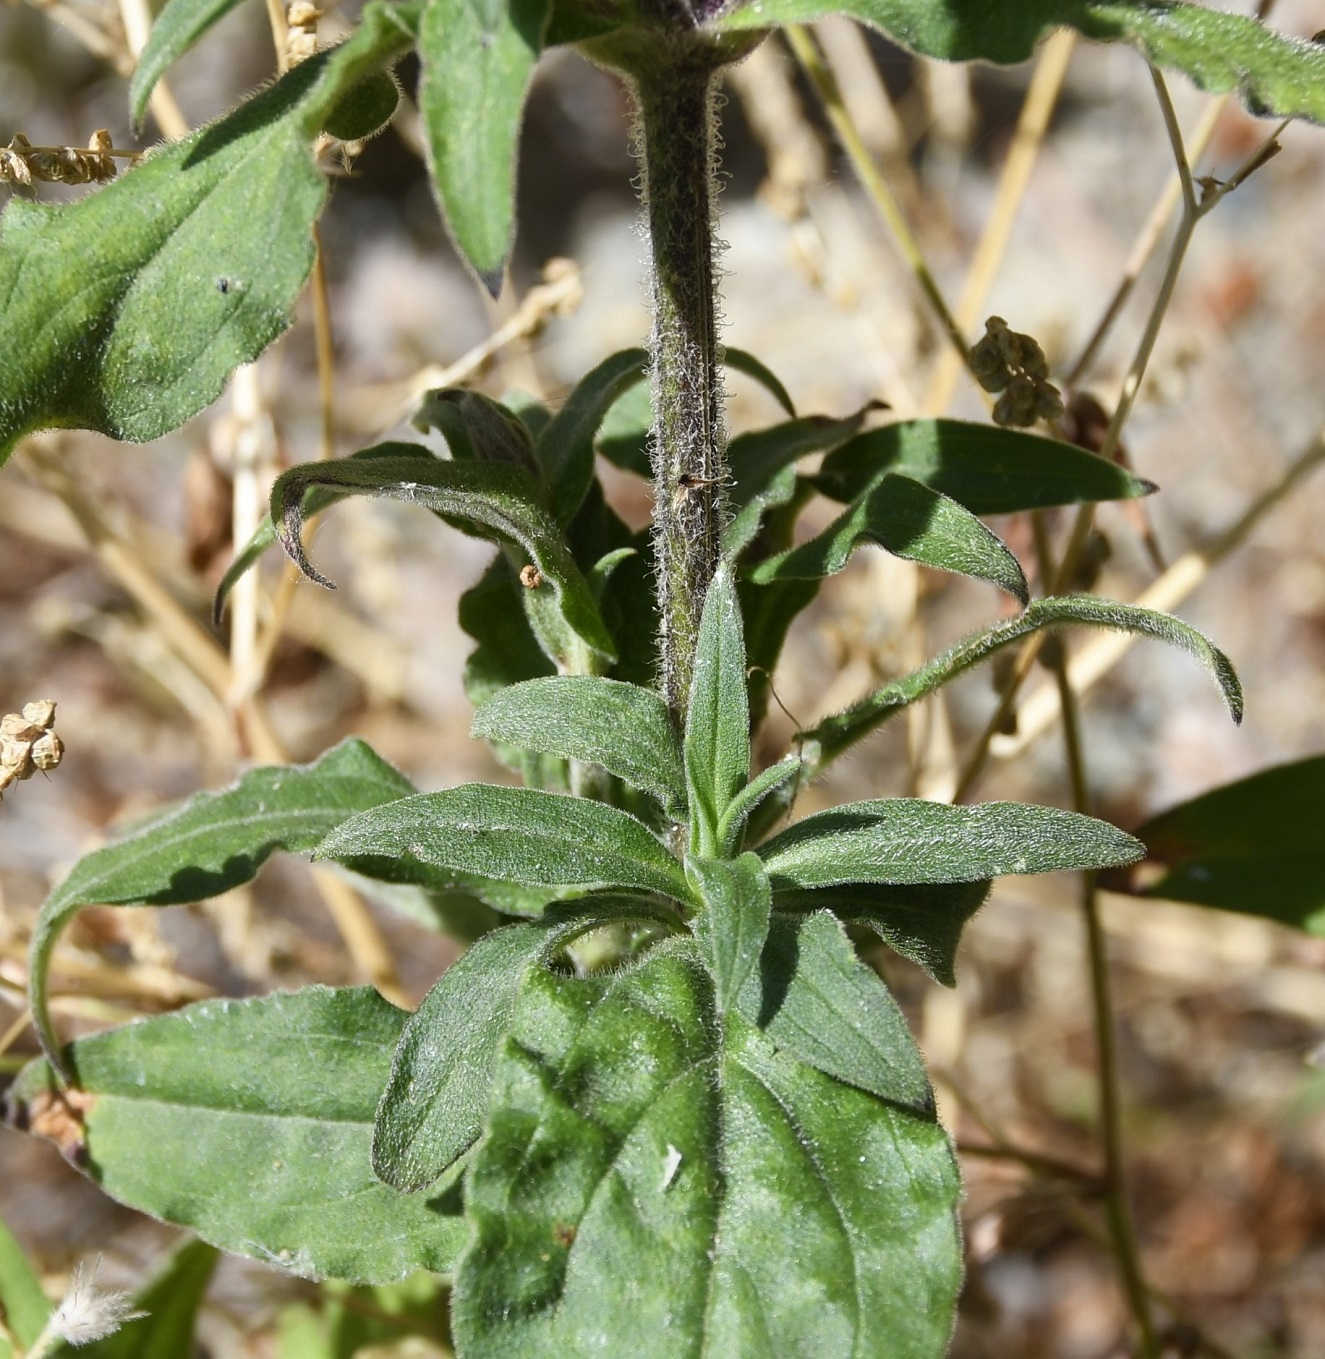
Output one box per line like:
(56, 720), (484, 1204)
(472, 677), (687, 817)
(537, 348), (647, 524)
(49, 1240), (218, 1359)
(774, 881), (992, 987)
(728, 407), (879, 508)
(804, 593), (1244, 769)
(374, 921), (561, 1192)
(717, 753), (801, 856)
(317, 784), (693, 905)
(271, 446), (616, 667)
(689, 854), (772, 1015)
(1108, 755), (1325, 933)
(813, 419), (1155, 514)
(713, 0), (1325, 124)
(750, 471), (1030, 604)
(684, 563), (751, 856)
(130, 0), (251, 125)
(0, 1215), (50, 1356)
(723, 347), (796, 417)
(419, 0), (551, 290)
(28, 738), (414, 1078)
(452, 938), (961, 1357)
(736, 911), (931, 1112)
(215, 443), (440, 624)
(759, 798), (1145, 888)
(415, 389), (540, 472)
(0, 5), (417, 462)
(8, 988), (468, 1284)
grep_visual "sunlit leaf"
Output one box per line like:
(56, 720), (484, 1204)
(28, 739), (413, 1077)
(10, 989), (467, 1284)
(452, 937), (960, 1357)
(689, 853), (771, 1015)
(0, 5), (417, 461)
(759, 798), (1145, 887)
(750, 472), (1029, 603)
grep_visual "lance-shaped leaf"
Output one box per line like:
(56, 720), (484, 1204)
(317, 784), (693, 905)
(537, 348), (647, 524)
(723, 347), (797, 417)
(473, 677), (686, 817)
(689, 854), (771, 1016)
(374, 921), (559, 1192)
(131, 0), (253, 124)
(750, 472), (1030, 604)
(271, 447), (616, 666)
(774, 880), (991, 987)
(0, 1215), (49, 1358)
(805, 593), (1244, 769)
(713, 0), (1325, 124)
(53, 1240), (218, 1359)
(1106, 756), (1325, 933)
(759, 798), (1145, 889)
(735, 911), (931, 1111)
(452, 938), (960, 1357)
(728, 405), (881, 509)
(215, 443), (440, 623)
(814, 419), (1155, 513)
(419, 0), (551, 290)
(28, 739), (414, 1078)
(7, 988), (468, 1284)
(717, 754), (801, 856)
(685, 563), (751, 856)
(0, 5), (417, 463)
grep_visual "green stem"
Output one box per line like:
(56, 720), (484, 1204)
(631, 47), (727, 724)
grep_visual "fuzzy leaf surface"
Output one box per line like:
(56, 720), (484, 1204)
(689, 853), (771, 1015)
(684, 563), (751, 855)
(718, 754), (801, 856)
(538, 348), (647, 523)
(419, 0), (550, 289)
(750, 472), (1029, 603)
(271, 447), (616, 665)
(47, 1240), (218, 1359)
(735, 911), (931, 1111)
(28, 738), (413, 1077)
(0, 1215), (49, 1355)
(760, 799), (1145, 888)
(452, 938), (961, 1357)
(1112, 755), (1325, 932)
(805, 594), (1244, 768)
(9, 988), (467, 1283)
(374, 921), (561, 1192)
(714, 0), (1325, 124)
(317, 784), (692, 904)
(0, 7), (416, 462)
(814, 419), (1154, 514)
(473, 677), (686, 816)
(775, 881), (991, 987)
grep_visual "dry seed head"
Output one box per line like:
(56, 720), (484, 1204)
(1, 130), (120, 187)
(0, 699), (62, 799)
(970, 316), (1063, 428)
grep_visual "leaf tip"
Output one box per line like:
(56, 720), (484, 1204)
(479, 267), (505, 300)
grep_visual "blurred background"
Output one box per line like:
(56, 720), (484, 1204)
(1, 0), (1324, 1353)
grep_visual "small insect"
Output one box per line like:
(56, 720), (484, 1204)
(519, 564), (544, 589)
(217, 278), (230, 294)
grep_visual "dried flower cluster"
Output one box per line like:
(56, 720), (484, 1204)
(0, 131), (122, 188)
(0, 699), (63, 799)
(969, 315), (1065, 429)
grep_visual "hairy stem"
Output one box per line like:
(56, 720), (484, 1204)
(632, 49), (726, 723)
